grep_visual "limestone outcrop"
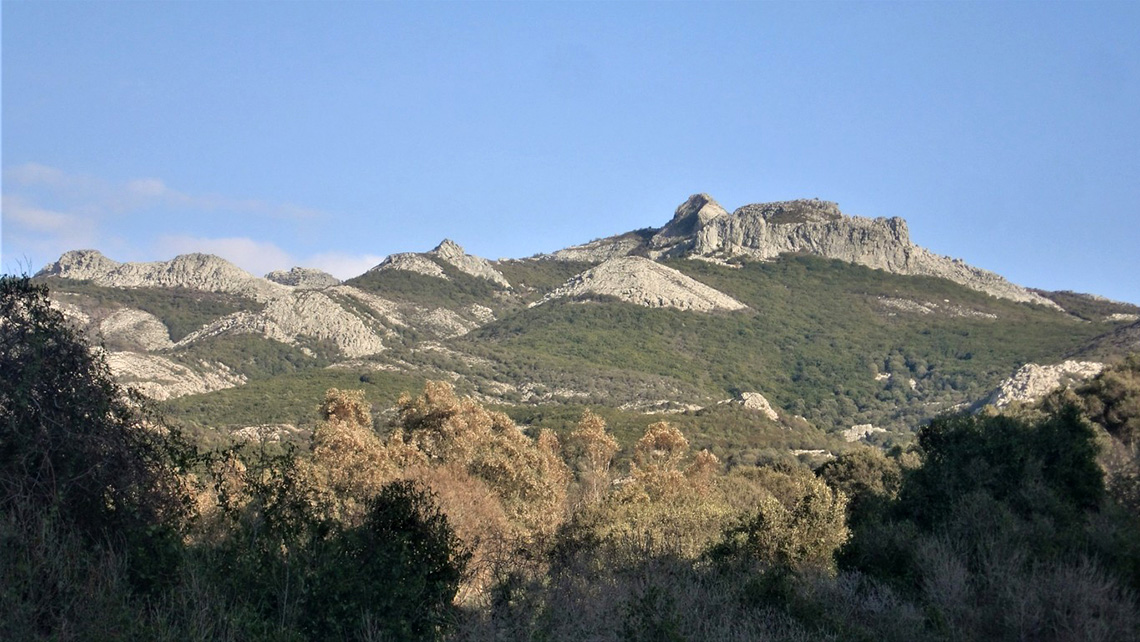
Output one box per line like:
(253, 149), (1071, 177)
(265, 267), (340, 289)
(983, 360), (1105, 408)
(107, 351), (246, 400)
(372, 253), (450, 279)
(99, 308), (174, 351)
(39, 250), (290, 302)
(535, 256), (747, 313)
(430, 239), (511, 287)
(177, 290), (389, 358)
(540, 194), (1059, 308)
(738, 391), (779, 421)
(369, 239), (511, 288)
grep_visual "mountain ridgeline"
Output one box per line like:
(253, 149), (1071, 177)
(34, 194), (1140, 453)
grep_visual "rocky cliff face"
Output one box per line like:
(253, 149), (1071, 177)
(541, 194), (1059, 308)
(681, 195), (1057, 308)
(39, 250), (290, 301)
(535, 256), (747, 313)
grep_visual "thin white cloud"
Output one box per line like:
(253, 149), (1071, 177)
(154, 235), (295, 277)
(2, 195), (82, 233)
(4, 162), (324, 221)
(302, 251), (386, 280)
(3, 162), (331, 273)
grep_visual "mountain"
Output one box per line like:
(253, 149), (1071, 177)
(546, 194), (1056, 307)
(32, 194), (1140, 455)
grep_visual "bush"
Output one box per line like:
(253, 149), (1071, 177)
(306, 480), (470, 640)
(0, 276), (194, 594)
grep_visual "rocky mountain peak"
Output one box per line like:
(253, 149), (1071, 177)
(431, 239), (511, 288)
(38, 250), (290, 302)
(38, 249), (121, 280)
(430, 239), (466, 261)
(650, 194), (729, 254)
(265, 267), (340, 289)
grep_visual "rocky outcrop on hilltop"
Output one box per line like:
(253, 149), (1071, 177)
(265, 267), (340, 289)
(738, 392), (779, 421)
(430, 239), (511, 287)
(540, 194), (1058, 308)
(535, 256), (747, 313)
(39, 250), (290, 302)
(983, 360), (1105, 408)
(373, 253), (450, 279)
(683, 196), (1056, 307)
(368, 239), (511, 287)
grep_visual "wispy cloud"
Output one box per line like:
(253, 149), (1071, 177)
(4, 163), (324, 220)
(2, 162), (328, 272)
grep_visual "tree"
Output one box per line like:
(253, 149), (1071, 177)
(0, 276), (191, 557)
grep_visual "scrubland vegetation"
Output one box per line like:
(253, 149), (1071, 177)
(5, 275), (1140, 641)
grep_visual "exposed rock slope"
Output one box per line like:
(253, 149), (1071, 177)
(107, 352), (246, 400)
(430, 239), (511, 287)
(373, 253), (450, 279)
(99, 308), (174, 351)
(177, 289), (390, 358)
(535, 256), (747, 313)
(983, 360), (1105, 408)
(370, 240), (511, 287)
(39, 250), (290, 301)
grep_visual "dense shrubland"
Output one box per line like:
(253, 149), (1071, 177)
(4, 275), (1140, 640)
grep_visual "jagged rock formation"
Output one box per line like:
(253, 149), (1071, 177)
(39, 250), (290, 301)
(535, 256), (748, 313)
(107, 352), (246, 400)
(738, 392), (779, 421)
(430, 239), (511, 287)
(232, 424), (305, 443)
(99, 308), (173, 351)
(542, 194), (1058, 308)
(370, 240), (511, 288)
(265, 267), (340, 289)
(983, 360), (1105, 408)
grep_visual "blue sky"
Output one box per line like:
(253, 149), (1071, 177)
(3, 1), (1138, 303)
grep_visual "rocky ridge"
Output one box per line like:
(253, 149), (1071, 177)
(265, 267), (340, 289)
(542, 194), (1058, 308)
(534, 256), (748, 313)
(39, 250), (290, 302)
(371, 240), (511, 287)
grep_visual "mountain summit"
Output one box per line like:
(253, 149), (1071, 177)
(546, 194), (1057, 308)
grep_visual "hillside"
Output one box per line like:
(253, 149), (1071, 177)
(33, 194), (1140, 453)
